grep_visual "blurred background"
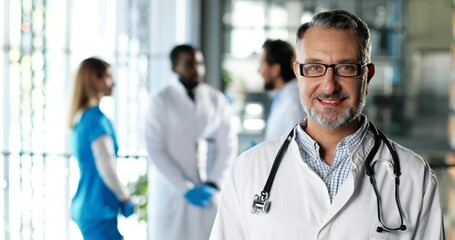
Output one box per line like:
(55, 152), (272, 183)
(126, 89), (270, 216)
(1, 0), (455, 239)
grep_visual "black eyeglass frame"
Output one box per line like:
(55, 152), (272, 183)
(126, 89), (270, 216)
(297, 62), (369, 77)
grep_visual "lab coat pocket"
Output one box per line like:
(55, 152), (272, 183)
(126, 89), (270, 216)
(370, 232), (399, 240)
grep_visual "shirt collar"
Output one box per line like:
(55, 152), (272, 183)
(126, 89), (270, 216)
(172, 79), (202, 96)
(295, 116), (369, 162)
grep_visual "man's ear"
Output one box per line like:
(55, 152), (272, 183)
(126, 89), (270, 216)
(171, 65), (177, 73)
(293, 62), (300, 77)
(367, 63), (375, 83)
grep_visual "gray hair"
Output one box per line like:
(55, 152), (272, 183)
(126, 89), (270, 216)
(296, 10), (371, 63)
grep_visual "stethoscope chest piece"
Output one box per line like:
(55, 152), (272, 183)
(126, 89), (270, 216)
(249, 122), (407, 233)
(251, 192), (271, 214)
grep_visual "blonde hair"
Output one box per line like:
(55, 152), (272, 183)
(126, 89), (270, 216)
(67, 57), (110, 129)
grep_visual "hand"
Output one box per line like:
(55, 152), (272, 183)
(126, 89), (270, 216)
(121, 200), (135, 217)
(184, 184), (217, 207)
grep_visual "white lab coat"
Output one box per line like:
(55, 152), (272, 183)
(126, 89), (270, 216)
(264, 79), (306, 141)
(210, 124), (444, 240)
(145, 81), (238, 240)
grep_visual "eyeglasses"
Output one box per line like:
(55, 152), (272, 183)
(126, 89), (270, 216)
(297, 62), (368, 77)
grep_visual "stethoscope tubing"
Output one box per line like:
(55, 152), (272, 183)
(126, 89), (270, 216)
(251, 121), (406, 233)
(262, 131), (295, 196)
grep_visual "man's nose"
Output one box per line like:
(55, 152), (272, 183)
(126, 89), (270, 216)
(321, 68), (340, 93)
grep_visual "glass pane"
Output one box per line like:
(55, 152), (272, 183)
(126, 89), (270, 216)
(268, 4), (289, 27)
(231, 29), (265, 58)
(1, 0), (150, 239)
(231, 1), (265, 27)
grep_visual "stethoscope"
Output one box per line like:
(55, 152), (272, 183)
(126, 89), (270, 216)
(251, 122), (407, 233)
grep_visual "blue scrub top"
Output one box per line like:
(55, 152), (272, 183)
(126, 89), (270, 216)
(70, 105), (121, 226)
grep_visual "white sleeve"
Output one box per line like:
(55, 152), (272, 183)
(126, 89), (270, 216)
(210, 160), (245, 240)
(415, 169), (445, 239)
(92, 135), (130, 202)
(206, 98), (238, 188)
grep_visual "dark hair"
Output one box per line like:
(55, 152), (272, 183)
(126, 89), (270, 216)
(80, 57), (110, 78)
(262, 39), (296, 83)
(170, 44), (197, 66)
(296, 9), (371, 63)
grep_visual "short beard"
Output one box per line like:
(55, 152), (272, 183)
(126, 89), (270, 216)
(264, 81), (275, 91)
(303, 90), (367, 129)
(179, 77), (200, 90)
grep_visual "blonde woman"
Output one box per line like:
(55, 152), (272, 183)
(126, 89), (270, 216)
(67, 57), (134, 240)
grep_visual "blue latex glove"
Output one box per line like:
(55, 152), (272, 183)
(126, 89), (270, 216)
(184, 184), (216, 207)
(121, 200), (135, 217)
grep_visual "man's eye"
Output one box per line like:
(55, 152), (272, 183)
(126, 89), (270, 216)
(308, 65), (322, 71)
(339, 64), (355, 71)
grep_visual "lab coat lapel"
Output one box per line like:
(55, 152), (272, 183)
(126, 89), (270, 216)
(191, 85), (210, 135)
(175, 83), (208, 135)
(319, 171), (355, 229)
(318, 129), (376, 231)
(172, 79), (195, 103)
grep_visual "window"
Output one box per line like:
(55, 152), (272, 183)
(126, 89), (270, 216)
(1, 0), (149, 239)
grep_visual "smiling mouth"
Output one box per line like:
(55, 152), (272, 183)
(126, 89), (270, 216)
(318, 97), (346, 107)
(321, 98), (340, 103)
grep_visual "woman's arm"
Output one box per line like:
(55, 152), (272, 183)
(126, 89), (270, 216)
(92, 135), (130, 202)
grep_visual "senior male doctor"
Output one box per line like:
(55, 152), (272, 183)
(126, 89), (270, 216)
(210, 10), (444, 240)
(145, 44), (238, 240)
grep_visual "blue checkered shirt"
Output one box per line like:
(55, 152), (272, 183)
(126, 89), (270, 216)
(295, 120), (368, 203)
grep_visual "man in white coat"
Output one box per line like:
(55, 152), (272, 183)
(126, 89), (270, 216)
(145, 44), (238, 240)
(259, 39), (307, 141)
(210, 10), (444, 240)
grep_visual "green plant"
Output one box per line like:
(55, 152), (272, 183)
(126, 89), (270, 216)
(128, 174), (148, 222)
